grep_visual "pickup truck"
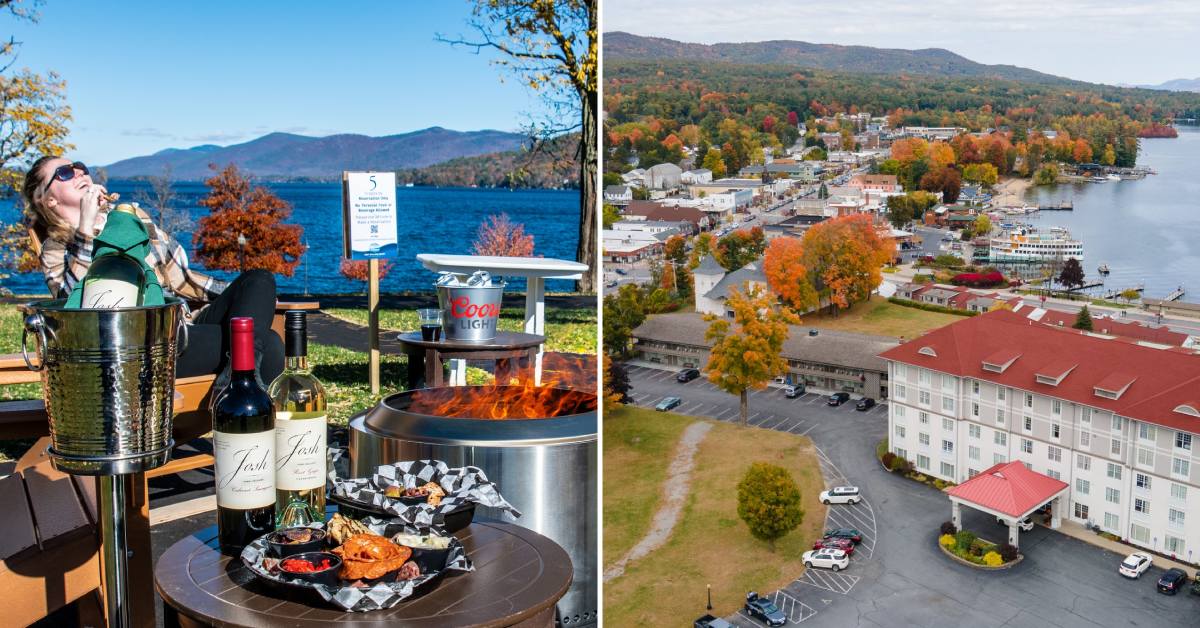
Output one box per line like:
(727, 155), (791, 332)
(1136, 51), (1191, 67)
(694, 614), (735, 628)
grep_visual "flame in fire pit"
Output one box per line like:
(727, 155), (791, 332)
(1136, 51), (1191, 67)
(406, 353), (598, 419)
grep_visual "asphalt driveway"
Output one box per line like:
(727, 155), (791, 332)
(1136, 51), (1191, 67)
(624, 364), (1198, 627)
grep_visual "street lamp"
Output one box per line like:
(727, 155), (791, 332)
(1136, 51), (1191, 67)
(237, 232), (247, 272)
(707, 583), (712, 611)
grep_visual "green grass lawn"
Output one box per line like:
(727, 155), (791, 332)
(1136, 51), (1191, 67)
(324, 306), (597, 355)
(604, 405), (827, 626)
(805, 297), (962, 339)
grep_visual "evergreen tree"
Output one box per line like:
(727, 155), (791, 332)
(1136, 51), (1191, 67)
(1073, 305), (1094, 331)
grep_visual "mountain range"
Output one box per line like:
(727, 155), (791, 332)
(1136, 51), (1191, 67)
(1121, 78), (1200, 92)
(604, 31), (1078, 85)
(104, 127), (528, 180)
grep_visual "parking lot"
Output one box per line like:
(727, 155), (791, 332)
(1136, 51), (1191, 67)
(625, 363), (1199, 627)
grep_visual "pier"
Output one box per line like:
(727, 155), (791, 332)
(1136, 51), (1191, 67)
(1166, 287), (1186, 301)
(1038, 200), (1073, 211)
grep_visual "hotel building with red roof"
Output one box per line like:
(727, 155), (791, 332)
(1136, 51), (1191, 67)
(880, 310), (1200, 562)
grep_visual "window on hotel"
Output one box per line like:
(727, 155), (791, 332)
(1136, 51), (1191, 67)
(1048, 446), (1062, 462)
(895, 405), (906, 419)
(1047, 470), (1061, 480)
(1136, 448), (1154, 469)
(1076, 478), (1090, 495)
(972, 381), (979, 395)
(998, 387), (1007, 401)
(995, 432), (1007, 446)
(1051, 423), (1060, 439)
(919, 433), (930, 446)
(1136, 473), (1152, 490)
(895, 384), (907, 400)
(942, 440), (953, 454)
(1171, 483), (1187, 502)
(942, 375), (954, 392)
(1111, 440), (1122, 457)
(942, 397), (955, 413)
(1024, 393), (1034, 408)
(1104, 513), (1119, 532)
(969, 445), (980, 461)
(1077, 454), (1091, 471)
(1107, 463), (1122, 480)
(969, 424), (980, 439)
(895, 425), (906, 439)
(941, 462), (955, 478)
(1169, 508), (1186, 528)
(1081, 407), (1091, 424)
(918, 369), (931, 385)
(1134, 498), (1150, 515)
(919, 411), (929, 425)
(1131, 524), (1150, 544)
(895, 364), (907, 379)
(1106, 487), (1120, 504)
(919, 391), (930, 405)
(1080, 431), (1091, 449)
(994, 453), (1006, 464)
(1172, 458), (1190, 478)
(1112, 416), (1124, 432)
(1074, 502), (1089, 520)
(1165, 535), (1186, 555)
(942, 418), (953, 431)
(1138, 423), (1157, 441)
(895, 447), (908, 460)
(1176, 432), (1192, 451)
(968, 468), (979, 478)
(997, 409), (1005, 425)
(917, 455), (931, 471)
(1021, 439), (1033, 454)
(1023, 416), (1033, 432)
(972, 402), (979, 417)
(1052, 400), (1062, 415)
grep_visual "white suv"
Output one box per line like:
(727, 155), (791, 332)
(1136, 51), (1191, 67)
(995, 516), (1034, 531)
(802, 549), (850, 571)
(820, 486), (862, 505)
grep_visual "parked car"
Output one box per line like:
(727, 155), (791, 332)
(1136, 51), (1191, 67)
(823, 527), (863, 544)
(676, 368), (701, 383)
(614, 268), (627, 275)
(743, 592), (786, 627)
(995, 516), (1035, 532)
(819, 486), (862, 505)
(693, 614), (735, 628)
(1117, 552), (1153, 579)
(655, 397), (682, 412)
(784, 385), (805, 398)
(802, 548), (850, 571)
(827, 392), (851, 406)
(855, 397), (876, 411)
(812, 536), (855, 555)
(1157, 568), (1189, 594)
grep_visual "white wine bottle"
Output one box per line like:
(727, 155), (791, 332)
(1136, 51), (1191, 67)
(212, 317), (276, 553)
(268, 311), (327, 525)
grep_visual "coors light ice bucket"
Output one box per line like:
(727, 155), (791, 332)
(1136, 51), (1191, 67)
(435, 271), (505, 342)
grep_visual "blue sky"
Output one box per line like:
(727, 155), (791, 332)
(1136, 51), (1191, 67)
(5, 2), (547, 164)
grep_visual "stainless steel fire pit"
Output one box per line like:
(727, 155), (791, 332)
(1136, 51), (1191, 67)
(349, 386), (597, 626)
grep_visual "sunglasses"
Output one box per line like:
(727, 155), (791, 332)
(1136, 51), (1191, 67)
(41, 161), (89, 193)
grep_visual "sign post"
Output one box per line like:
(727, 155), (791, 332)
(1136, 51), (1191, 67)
(342, 171), (398, 394)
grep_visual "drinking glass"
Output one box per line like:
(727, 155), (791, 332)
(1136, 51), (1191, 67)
(418, 308), (443, 341)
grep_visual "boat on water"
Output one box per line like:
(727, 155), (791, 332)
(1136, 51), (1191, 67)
(1098, 263), (1110, 274)
(1090, 176), (1108, 183)
(1000, 205), (1039, 215)
(989, 226), (1084, 263)
(404, 183), (415, 187)
(1106, 174), (1121, 181)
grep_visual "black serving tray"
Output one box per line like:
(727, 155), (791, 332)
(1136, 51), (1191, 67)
(328, 492), (476, 534)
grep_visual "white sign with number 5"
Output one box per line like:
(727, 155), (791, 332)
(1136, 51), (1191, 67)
(343, 171), (399, 260)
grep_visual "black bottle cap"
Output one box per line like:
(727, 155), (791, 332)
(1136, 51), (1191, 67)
(284, 310), (307, 358)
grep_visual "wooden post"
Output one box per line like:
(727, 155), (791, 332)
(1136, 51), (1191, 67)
(369, 258), (380, 394)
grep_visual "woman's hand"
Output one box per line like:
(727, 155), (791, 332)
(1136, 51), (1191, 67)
(76, 183), (108, 237)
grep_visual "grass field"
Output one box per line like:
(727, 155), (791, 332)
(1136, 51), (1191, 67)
(804, 297), (961, 339)
(324, 306), (597, 354)
(603, 405), (827, 626)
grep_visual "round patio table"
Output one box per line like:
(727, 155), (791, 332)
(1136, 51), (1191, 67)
(397, 331), (544, 389)
(154, 520), (572, 627)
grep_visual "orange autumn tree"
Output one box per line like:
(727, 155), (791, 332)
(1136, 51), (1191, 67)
(660, 261), (676, 293)
(705, 283), (797, 425)
(472, 213), (535, 257)
(763, 236), (818, 312)
(801, 214), (894, 314)
(193, 164), (304, 275)
(339, 259), (394, 283)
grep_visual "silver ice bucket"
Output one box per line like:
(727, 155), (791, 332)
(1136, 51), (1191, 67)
(22, 298), (185, 475)
(436, 283), (505, 342)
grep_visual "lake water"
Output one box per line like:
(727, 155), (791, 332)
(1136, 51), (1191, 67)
(0, 184), (581, 295)
(1021, 124), (1200, 300)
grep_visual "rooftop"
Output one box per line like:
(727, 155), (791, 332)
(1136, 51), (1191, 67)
(946, 461), (1069, 518)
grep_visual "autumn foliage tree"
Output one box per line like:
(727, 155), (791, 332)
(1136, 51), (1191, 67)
(763, 236), (818, 312)
(705, 283), (797, 425)
(716, 226), (766, 270)
(193, 164), (304, 276)
(801, 214), (894, 313)
(339, 259), (394, 283)
(472, 213), (536, 257)
(737, 462), (804, 551)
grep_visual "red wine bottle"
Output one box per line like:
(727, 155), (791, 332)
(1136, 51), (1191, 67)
(212, 317), (276, 553)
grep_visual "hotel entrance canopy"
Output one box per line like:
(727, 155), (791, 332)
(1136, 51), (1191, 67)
(946, 461), (1069, 547)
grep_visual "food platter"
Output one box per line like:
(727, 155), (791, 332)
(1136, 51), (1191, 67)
(240, 516), (473, 612)
(329, 492), (477, 533)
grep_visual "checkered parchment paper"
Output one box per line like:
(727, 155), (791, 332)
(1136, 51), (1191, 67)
(240, 517), (473, 612)
(329, 459), (522, 529)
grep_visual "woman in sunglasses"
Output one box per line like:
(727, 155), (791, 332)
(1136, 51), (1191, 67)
(21, 155), (283, 382)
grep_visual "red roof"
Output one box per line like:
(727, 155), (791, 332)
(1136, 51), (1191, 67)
(1031, 309), (1188, 346)
(946, 461), (1068, 518)
(879, 310), (1200, 434)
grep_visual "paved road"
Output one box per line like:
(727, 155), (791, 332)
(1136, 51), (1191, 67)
(625, 364), (1199, 627)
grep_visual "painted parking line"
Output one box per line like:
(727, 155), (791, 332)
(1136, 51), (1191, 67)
(875, 404), (889, 415)
(679, 402), (705, 415)
(715, 407), (735, 420)
(771, 589), (817, 624)
(783, 418), (807, 433)
(794, 569), (861, 596)
(762, 415), (790, 430)
(746, 411), (763, 424)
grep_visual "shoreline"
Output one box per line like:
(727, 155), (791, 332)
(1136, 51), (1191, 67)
(992, 177), (1031, 205)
